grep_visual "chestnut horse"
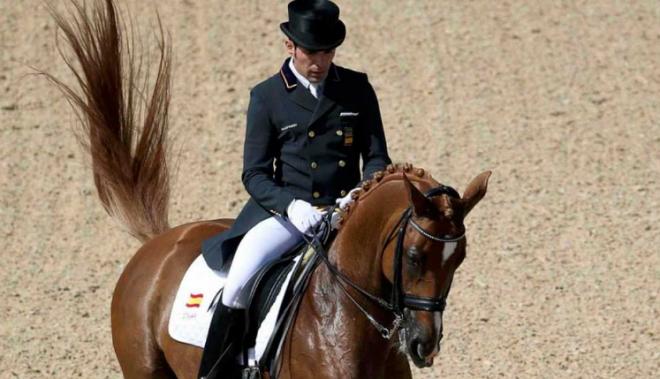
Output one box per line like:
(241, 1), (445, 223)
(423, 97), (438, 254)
(47, 1), (491, 378)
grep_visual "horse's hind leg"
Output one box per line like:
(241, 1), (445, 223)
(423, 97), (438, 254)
(118, 364), (176, 379)
(111, 223), (228, 379)
(111, 259), (177, 379)
(113, 321), (177, 378)
(112, 309), (177, 379)
(120, 363), (176, 379)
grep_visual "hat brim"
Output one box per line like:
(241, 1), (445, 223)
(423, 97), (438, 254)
(280, 21), (346, 51)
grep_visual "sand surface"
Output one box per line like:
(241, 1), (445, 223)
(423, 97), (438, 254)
(1, 1), (659, 378)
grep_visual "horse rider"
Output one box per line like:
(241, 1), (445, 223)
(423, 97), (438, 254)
(198, 0), (391, 376)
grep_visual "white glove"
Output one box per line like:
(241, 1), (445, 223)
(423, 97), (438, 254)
(287, 199), (324, 234)
(336, 188), (360, 210)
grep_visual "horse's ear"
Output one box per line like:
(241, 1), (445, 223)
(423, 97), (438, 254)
(461, 171), (492, 217)
(403, 173), (433, 217)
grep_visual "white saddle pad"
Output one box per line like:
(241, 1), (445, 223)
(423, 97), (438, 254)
(168, 254), (300, 363)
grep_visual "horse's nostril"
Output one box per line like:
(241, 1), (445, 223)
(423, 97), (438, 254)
(408, 338), (435, 368)
(410, 338), (429, 357)
(408, 338), (420, 356)
(416, 341), (425, 358)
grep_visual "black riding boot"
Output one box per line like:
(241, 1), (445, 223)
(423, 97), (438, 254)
(197, 303), (246, 379)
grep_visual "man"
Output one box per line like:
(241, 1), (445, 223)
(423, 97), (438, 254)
(198, 0), (391, 377)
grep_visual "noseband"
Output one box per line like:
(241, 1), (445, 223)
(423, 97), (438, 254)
(312, 184), (464, 339)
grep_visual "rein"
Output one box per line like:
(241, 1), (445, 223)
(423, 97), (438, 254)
(308, 184), (464, 340)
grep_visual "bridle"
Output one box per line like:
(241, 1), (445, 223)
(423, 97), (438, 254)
(311, 184), (465, 339)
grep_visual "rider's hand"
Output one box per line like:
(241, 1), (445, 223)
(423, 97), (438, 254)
(287, 199), (324, 234)
(336, 188), (360, 210)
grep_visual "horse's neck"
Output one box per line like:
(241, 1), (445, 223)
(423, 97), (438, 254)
(332, 179), (409, 289)
(286, 181), (408, 378)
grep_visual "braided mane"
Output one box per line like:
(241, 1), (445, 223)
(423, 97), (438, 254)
(335, 163), (438, 229)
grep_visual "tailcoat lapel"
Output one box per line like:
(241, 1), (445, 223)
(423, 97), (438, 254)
(308, 65), (341, 128)
(280, 59), (342, 126)
(290, 84), (318, 112)
(280, 58), (318, 112)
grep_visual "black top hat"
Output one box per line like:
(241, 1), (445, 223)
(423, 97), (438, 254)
(280, 0), (346, 51)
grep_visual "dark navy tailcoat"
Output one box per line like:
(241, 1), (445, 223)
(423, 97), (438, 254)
(202, 58), (391, 270)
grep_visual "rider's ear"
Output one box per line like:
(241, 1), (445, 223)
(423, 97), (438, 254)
(403, 173), (433, 217)
(461, 171), (492, 217)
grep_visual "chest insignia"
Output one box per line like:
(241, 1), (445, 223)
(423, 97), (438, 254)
(281, 123), (298, 131)
(343, 127), (353, 146)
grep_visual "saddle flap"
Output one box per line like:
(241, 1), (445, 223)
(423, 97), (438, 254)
(244, 252), (301, 343)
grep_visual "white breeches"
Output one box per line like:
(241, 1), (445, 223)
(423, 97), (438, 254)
(221, 216), (304, 308)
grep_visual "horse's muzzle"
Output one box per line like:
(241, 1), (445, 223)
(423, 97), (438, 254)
(405, 310), (444, 368)
(408, 336), (438, 368)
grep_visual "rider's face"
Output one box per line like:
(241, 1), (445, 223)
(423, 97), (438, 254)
(285, 39), (336, 84)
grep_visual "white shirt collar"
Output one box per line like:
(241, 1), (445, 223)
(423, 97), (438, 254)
(289, 58), (324, 99)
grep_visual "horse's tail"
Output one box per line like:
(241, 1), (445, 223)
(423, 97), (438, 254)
(46, 0), (172, 242)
